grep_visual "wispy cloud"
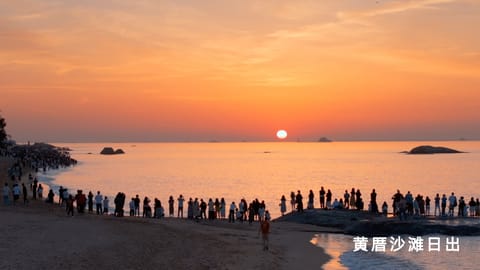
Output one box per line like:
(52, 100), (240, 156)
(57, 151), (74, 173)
(338, 0), (457, 19)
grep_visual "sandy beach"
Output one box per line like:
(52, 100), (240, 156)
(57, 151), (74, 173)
(1, 156), (329, 270)
(0, 200), (330, 270)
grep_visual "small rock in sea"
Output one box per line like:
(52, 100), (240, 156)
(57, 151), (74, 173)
(100, 147), (125, 155)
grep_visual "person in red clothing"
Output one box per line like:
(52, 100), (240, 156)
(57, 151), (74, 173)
(75, 190), (87, 213)
(259, 219), (270, 251)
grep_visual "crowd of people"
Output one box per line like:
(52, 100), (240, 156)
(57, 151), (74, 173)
(278, 187), (480, 220)
(279, 187), (368, 215)
(391, 190), (480, 220)
(6, 143), (76, 182)
(21, 184), (272, 225)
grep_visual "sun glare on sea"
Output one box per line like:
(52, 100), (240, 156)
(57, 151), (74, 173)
(276, 130), (287, 139)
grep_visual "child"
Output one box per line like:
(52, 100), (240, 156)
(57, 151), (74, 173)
(259, 219), (270, 251)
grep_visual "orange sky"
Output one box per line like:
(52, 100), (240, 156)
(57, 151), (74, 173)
(1, 0), (479, 142)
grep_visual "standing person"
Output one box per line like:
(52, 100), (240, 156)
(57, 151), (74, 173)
(154, 198), (161, 218)
(134, 195), (141, 217)
(392, 190), (403, 216)
(468, 197), (476, 217)
(356, 189), (362, 210)
(58, 186), (64, 205)
(248, 202), (255, 224)
(441, 194), (447, 216)
(129, 198), (135, 216)
(265, 210), (271, 221)
(241, 199), (248, 221)
(370, 189), (378, 213)
(319, 187), (326, 209)
(87, 191), (94, 213)
(214, 198), (220, 219)
(114, 192), (125, 217)
(448, 192), (457, 217)
(434, 193), (441, 216)
(37, 184), (43, 199)
(350, 188), (356, 210)
(12, 184), (20, 205)
(143, 197), (151, 218)
(458, 196), (466, 217)
(3, 183), (10, 205)
(22, 183), (29, 205)
(200, 199), (207, 219)
(187, 198), (193, 219)
(62, 189), (69, 208)
(296, 190), (304, 213)
(66, 195), (75, 216)
(290, 191), (295, 212)
(229, 201), (236, 223)
(425, 196), (431, 216)
(307, 190), (314, 210)
(46, 189), (54, 203)
(220, 198), (226, 219)
(32, 178), (38, 200)
(177, 195), (185, 218)
(279, 195), (287, 216)
(208, 198), (215, 220)
(103, 196), (109, 215)
(258, 200), (266, 221)
(476, 199), (480, 217)
(259, 219), (270, 251)
(344, 190), (350, 209)
(382, 201), (388, 216)
(326, 189), (333, 210)
(238, 200), (245, 222)
(95, 191), (103, 215)
(168, 195), (174, 217)
(75, 190), (86, 213)
(193, 198), (200, 219)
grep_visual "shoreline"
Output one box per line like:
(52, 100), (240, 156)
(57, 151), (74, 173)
(2, 155), (330, 269)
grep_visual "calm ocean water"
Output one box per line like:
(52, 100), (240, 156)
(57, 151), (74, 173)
(37, 141), (480, 269)
(41, 141), (480, 218)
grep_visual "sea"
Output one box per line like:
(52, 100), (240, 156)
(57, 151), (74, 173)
(37, 141), (480, 269)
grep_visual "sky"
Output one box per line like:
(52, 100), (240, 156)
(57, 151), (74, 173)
(1, 0), (479, 142)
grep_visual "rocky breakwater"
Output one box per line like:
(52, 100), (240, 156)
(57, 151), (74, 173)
(274, 209), (480, 236)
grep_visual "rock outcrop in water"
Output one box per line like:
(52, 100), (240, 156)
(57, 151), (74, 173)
(408, 145), (462, 154)
(100, 147), (125, 155)
(318, 137), (332, 142)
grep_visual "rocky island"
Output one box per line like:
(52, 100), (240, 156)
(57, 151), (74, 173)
(407, 145), (463, 154)
(100, 147), (125, 155)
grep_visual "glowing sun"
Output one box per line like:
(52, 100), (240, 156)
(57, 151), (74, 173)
(276, 130), (288, 139)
